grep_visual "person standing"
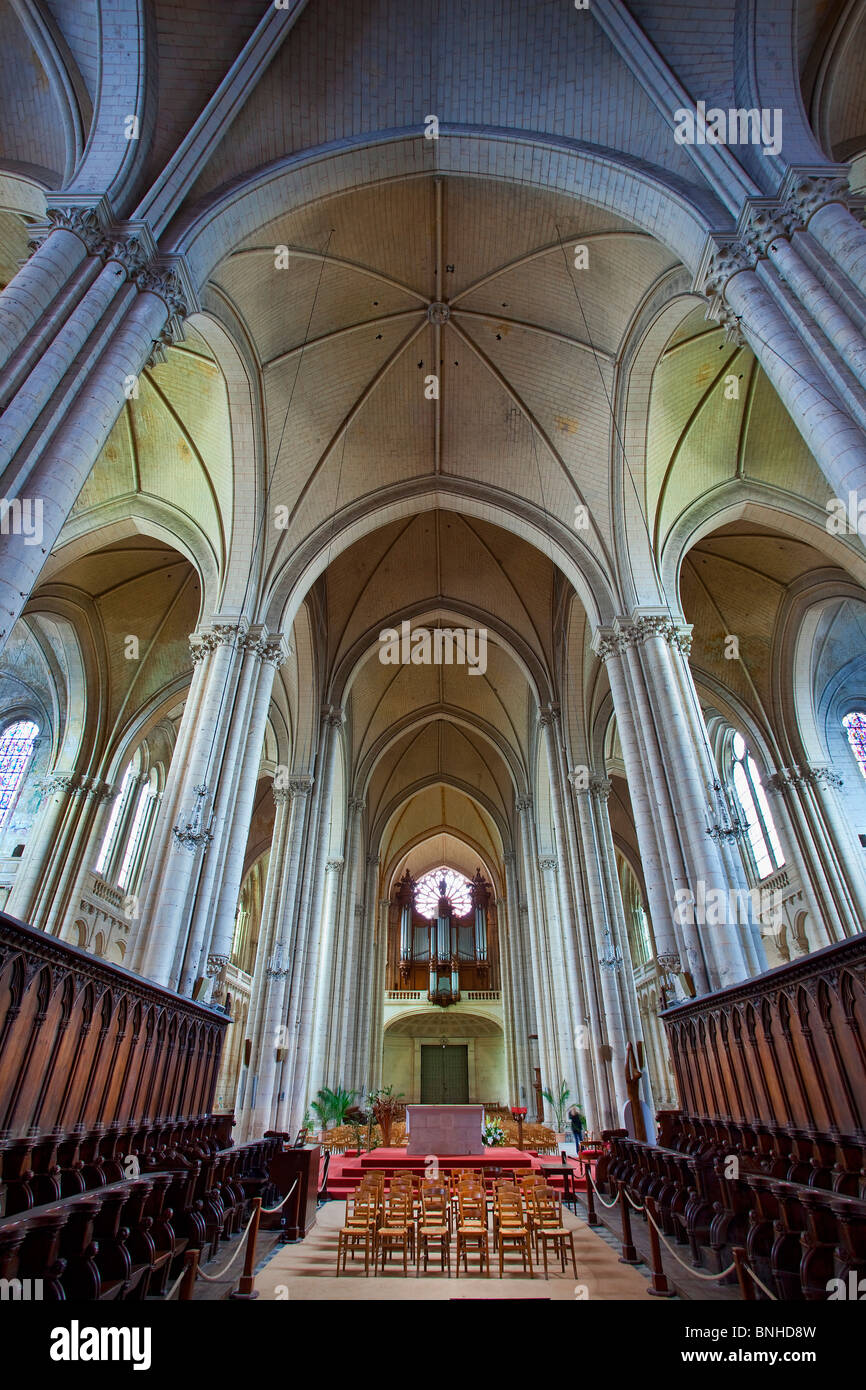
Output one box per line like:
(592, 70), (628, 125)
(567, 1104), (585, 1156)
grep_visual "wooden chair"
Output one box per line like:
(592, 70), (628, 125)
(496, 1190), (534, 1277)
(417, 1190), (451, 1275)
(456, 1189), (490, 1276)
(336, 1192), (377, 1276)
(377, 1192), (414, 1275)
(532, 1188), (578, 1278)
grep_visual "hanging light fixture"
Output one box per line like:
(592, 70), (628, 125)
(172, 782), (215, 852)
(599, 923), (623, 973)
(266, 938), (291, 979)
(704, 777), (749, 843)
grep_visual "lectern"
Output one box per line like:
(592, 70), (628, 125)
(265, 1143), (321, 1239)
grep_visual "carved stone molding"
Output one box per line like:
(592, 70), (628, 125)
(323, 705), (345, 730)
(348, 796), (366, 815)
(803, 764), (844, 791)
(325, 858), (344, 874)
(31, 206), (110, 257)
(595, 616), (693, 660)
(538, 856), (558, 872)
(783, 172), (854, 227)
(274, 774), (314, 802)
(188, 623), (246, 662)
(515, 795), (533, 814)
(29, 208), (193, 348)
(41, 771), (87, 797)
(766, 764), (844, 794)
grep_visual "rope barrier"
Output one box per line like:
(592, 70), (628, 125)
(642, 1205), (736, 1280)
(163, 1266), (188, 1301)
(743, 1264), (778, 1300)
(262, 1179), (298, 1214)
(581, 1169), (772, 1296)
(196, 1207), (260, 1283)
(586, 1172), (621, 1210)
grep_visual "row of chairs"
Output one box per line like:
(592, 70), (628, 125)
(336, 1171), (578, 1278)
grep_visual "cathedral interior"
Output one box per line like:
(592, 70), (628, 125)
(0, 0), (864, 1326)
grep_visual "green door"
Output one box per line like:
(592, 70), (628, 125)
(420, 1045), (469, 1103)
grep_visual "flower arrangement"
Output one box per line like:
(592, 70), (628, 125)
(482, 1116), (507, 1147)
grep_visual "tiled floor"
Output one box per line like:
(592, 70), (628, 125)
(252, 1198), (658, 1301)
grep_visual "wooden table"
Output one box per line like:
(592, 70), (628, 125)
(539, 1162), (577, 1211)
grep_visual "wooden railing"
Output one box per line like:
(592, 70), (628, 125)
(661, 931), (866, 1135)
(0, 911), (229, 1137)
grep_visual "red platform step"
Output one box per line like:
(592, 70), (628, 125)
(324, 1146), (588, 1199)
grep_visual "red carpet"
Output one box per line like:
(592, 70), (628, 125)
(325, 1146), (590, 1198)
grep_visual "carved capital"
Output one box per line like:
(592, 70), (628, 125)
(783, 173), (853, 227)
(804, 764), (844, 791)
(699, 239), (755, 301)
(348, 796), (366, 815)
(741, 203), (797, 257)
(33, 205), (111, 258)
(538, 856), (558, 872)
(623, 615), (693, 655)
(592, 627), (625, 662)
(515, 795), (533, 814)
(325, 858), (344, 874)
(323, 705), (345, 730)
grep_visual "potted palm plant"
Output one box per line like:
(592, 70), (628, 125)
(541, 1079), (572, 1145)
(310, 1084), (356, 1136)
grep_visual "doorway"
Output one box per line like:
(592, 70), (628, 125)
(420, 1044), (469, 1103)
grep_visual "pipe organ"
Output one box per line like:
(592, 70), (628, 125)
(392, 867), (496, 1003)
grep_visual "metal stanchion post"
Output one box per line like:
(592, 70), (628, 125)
(230, 1197), (262, 1300)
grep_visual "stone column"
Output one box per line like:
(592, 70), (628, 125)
(595, 614), (755, 995)
(282, 707), (344, 1128)
(246, 776), (314, 1137)
(6, 772), (86, 923)
(767, 765), (866, 936)
(515, 796), (557, 1103)
(306, 856), (344, 1093)
(349, 854), (380, 1093)
(331, 796), (366, 1086)
(366, 897), (390, 1095)
(21, 775), (115, 935)
(133, 621), (286, 993)
(700, 243), (866, 499)
(569, 773), (639, 1128)
(103, 773), (146, 884)
(501, 849), (533, 1108)
(0, 216), (92, 377)
(541, 709), (612, 1129)
(0, 229), (192, 660)
(190, 629), (287, 999)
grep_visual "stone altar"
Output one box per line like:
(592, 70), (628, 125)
(405, 1104), (485, 1155)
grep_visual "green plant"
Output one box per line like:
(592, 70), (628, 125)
(541, 1079), (571, 1132)
(309, 1084), (356, 1132)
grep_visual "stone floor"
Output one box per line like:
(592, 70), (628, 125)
(252, 1198), (659, 1300)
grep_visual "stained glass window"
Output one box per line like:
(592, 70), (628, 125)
(842, 712), (866, 782)
(0, 720), (39, 824)
(415, 867), (473, 920)
(732, 731), (785, 879)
